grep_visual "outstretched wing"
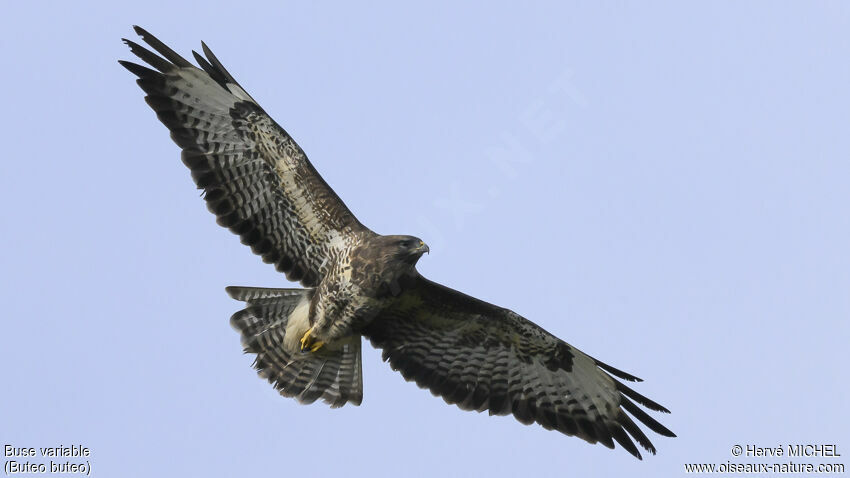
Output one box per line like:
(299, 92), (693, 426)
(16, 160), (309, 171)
(120, 27), (370, 286)
(363, 277), (675, 459)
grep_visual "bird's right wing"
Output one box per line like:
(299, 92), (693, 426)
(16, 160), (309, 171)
(120, 27), (371, 287)
(363, 276), (675, 459)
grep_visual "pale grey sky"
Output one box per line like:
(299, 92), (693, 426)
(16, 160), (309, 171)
(1, 2), (848, 476)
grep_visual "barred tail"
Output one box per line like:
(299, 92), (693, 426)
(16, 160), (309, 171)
(226, 286), (363, 408)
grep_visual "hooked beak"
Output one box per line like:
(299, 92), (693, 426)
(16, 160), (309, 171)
(417, 241), (430, 255)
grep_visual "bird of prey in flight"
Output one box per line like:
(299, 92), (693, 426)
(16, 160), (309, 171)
(120, 26), (675, 459)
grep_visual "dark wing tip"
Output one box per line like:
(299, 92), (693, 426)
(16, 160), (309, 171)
(610, 424), (643, 460)
(118, 59), (159, 78)
(621, 396), (676, 438)
(617, 380), (672, 414)
(594, 358), (643, 382)
(128, 26), (193, 68)
(122, 37), (172, 73)
(192, 49), (229, 88)
(200, 40), (240, 86)
(618, 409), (658, 456)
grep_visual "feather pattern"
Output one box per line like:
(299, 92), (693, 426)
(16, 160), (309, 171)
(226, 286), (363, 407)
(120, 26), (370, 287)
(364, 277), (675, 460)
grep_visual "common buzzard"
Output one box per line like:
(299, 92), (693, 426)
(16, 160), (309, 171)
(120, 26), (675, 459)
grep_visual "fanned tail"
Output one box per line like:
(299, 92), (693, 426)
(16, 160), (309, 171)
(227, 286), (363, 408)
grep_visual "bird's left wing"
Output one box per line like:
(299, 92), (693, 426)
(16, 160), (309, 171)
(363, 276), (675, 459)
(120, 27), (370, 287)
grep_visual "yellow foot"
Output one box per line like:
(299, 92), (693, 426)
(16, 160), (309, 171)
(299, 328), (325, 353)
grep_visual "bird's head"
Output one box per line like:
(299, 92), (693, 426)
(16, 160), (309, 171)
(354, 235), (430, 293)
(354, 234), (429, 296)
(392, 235), (430, 263)
(376, 235), (430, 267)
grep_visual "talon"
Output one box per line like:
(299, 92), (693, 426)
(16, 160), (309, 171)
(300, 328), (313, 351)
(299, 328), (324, 353)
